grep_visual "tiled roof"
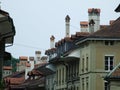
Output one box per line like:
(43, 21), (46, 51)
(34, 62), (47, 68)
(36, 64), (55, 76)
(100, 25), (109, 29)
(105, 63), (120, 80)
(76, 32), (90, 37)
(27, 69), (43, 76)
(45, 48), (56, 55)
(64, 37), (72, 42)
(111, 68), (120, 77)
(71, 34), (77, 39)
(80, 21), (88, 25)
(5, 76), (25, 85)
(89, 17), (120, 38)
(10, 77), (45, 89)
(19, 56), (28, 61)
(88, 8), (100, 13)
(3, 66), (12, 70)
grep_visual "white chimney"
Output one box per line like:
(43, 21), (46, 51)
(65, 15), (70, 37)
(89, 19), (95, 33)
(88, 8), (100, 32)
(25, 61), (31, 79)
(50, 35), (55, 48)
(80, 21), (89, 32)
(35, 51), (41, 64)
(29, 56), (35, 70)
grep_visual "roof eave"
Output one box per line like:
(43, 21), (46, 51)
(115, 4), (120, 12)
(76, 37), (120, 45)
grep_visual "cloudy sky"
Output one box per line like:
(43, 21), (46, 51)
(1, 0), (119, 58)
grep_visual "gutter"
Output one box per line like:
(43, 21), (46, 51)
(76, 37), (120, 45)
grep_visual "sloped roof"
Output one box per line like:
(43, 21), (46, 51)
(10, 77), (45, 89)
(115, 4), (120, 12)
(19, 56), (28, 61)
(105, 63), (120, 80)
(3, 66), (12, 70)
(36, 64), (55, 76)
(89, 17), (120, 38)
(8, 77), (25, 85)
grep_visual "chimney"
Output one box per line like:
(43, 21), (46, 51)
(65, 15), (70, 37)
(89, 19), (95, 33)
(35, 51), (41, 64)
(50, 35), (55, 48)
(80, 21), (89, 32)
(29, 56), (34, 70)
(88, 8), (100, 32)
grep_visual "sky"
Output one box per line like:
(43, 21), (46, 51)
(1, 0), (119, 58)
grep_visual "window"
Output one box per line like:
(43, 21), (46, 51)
(86, 56), (88, 71)
(86, 77), (89, 90)
(105, 41), (114, 46)
(82, 78), (84, 90)
(82, 57), (84, 72)
(105, 56), (114, 70)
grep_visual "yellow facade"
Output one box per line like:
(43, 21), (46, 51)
(79, 40), (120, 90)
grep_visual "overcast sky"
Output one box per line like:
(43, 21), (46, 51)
(1, 0), (119, 58)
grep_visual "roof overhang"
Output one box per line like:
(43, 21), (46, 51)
(0, 14), (15, 45)
(115, 4), (120, 12)
(76, 37), (120, 45)
(4, 51), (12, 60)
(59, 56), (79, 62)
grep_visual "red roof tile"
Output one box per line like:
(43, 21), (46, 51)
(6, 77), (25, 85)
(19, 56), (28, 61)
(111, 68), (120, 77)
(76, 32), (90, 37)
(88, 8), (100, 13)
(80, 21), (88, 25)
(3, 66), (12, 70)
(89, 17), (120, 38)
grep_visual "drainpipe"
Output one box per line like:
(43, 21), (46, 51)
(63, 63), (68, 90)
(0, 39), (5, 81)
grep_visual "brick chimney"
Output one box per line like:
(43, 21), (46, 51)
(88, 8), (100, 33)
(80, 21), (89, 32)
(65, 15), (70, 37)
(50, 35), (55, 49)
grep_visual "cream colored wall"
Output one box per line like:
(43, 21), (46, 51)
(110, 81), (120, 90)
(79, 40), (120, 90)
(56, 64), (66, 90)
(94, 41), (120, 71)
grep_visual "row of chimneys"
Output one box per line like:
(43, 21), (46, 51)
(50, 8), (114, 49)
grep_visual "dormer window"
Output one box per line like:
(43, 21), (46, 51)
(105, 41), (114, 46)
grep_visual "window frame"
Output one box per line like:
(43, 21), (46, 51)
(104, 55), (114, 71)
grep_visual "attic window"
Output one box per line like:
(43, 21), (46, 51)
(105, 41), (114, 46)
